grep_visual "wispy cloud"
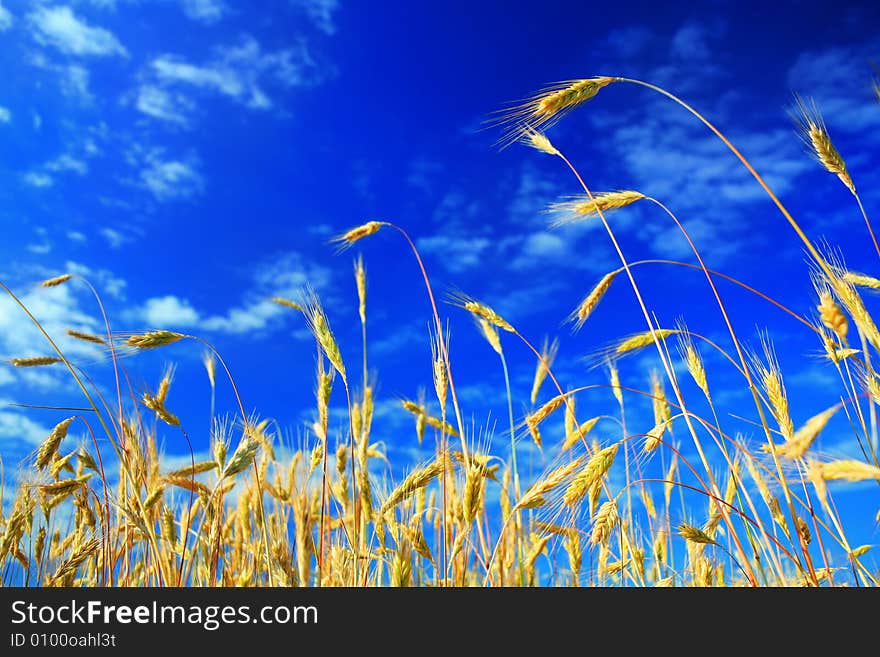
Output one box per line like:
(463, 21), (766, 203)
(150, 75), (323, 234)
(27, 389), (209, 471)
(0, 2), (12, 32)
(416, 234), (492, 273)
(0, 261), (127, 390)
(181, 0), (227, 24)
(787, 40), (880, 135)
(139, 151), (205, 201)
(0, 276), (105, 389)
(292, 0), (340, 35)
(28, 55), (94, 102)
(0, 107), (9, 124)
(23, 172), (54, 188)
(46, 153), (89, 175)
(27, 245), (52, 257)
(134, 85), (193, 125)
(28, 5), (128, 58)
(20, 133), (103, 189)
(128, 251), (334, 335)
(99, 227), (133, 249)
(144, 35), (322, 115)
(0, 407), (50, 447)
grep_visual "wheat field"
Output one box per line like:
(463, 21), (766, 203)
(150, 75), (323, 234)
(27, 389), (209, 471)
(2, 75), (879, 588)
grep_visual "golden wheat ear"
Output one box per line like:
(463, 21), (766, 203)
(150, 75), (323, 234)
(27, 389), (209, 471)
(547, 191), (645, 227)
(7, 356), (63, 367)
(568, 271), (617, 331)
(791, 94), (855, 194)
(490, 77), (617, 146)
(448, 291), (515, 333)
(330, 221), (385, 252)
(125, 330), (185, 349)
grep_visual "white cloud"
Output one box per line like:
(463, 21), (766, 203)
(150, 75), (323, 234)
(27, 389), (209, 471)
(62, 64), (92, 100)
(201, 251), (333, 334)
(0, 106), (10, 123)
(24, 141), (100, 190)
(0, 408), (50, 447)
(29, 6), (128, 57)
(23, 172), (53, 188)
(200, 301), (281, 334)
(65, 261), (126, 299)
(181, 0), (227, 24)
(148, 35), (319, 111)
(0, 261), (125, 395)
(67, 230), (87, 243)
(46, 153), (88, 175)
(153, 56), (242, 94)
(293, 0), (340, 35)
(0, 2), (12, 32)
(127, 251), (333, 336)
(512, 232), (568, 264)
(787, 40), (880, 141)
(27, 243), (52, 255)
(0, 280), (105, 390)
(140, 152), (205, 201)
(139, 295), (201, 328)
(416, 234), (492, 273)
(99, 227), (131, 249)
(135, 85), (192, 125)
(86, 0), (124, 8)
(28, 53), (94, 102)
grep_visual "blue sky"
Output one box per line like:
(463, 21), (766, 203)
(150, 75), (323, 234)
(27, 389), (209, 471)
(1, 1), (880, 553)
